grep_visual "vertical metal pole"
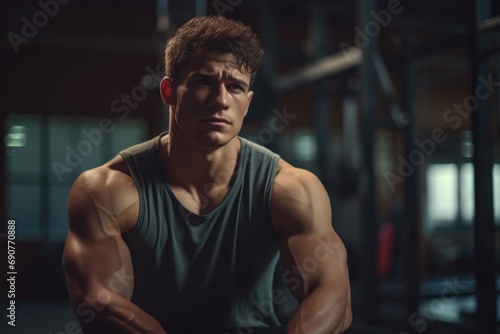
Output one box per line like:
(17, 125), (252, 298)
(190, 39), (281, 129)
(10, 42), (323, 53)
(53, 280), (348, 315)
(470, 1), (497, 332)
(340, 95), (361, 244)
(310, 1), (331, 179)
(195, 0), (207, 17)
(357, 0), (378, 324)
(156, 0), (169, 20)
(0, 13), (7, 233)
(343, 95), (359, 168)
(0, 112), (5, 229)
(157, 0), (170, 132)
(259, 1), (277, 85)
(0, 38), (5, 229)
(496, 31), (500, 129)
(402, 35), (420, 331)
(40, 115), (49, 240)
(259, 0), (278, 143)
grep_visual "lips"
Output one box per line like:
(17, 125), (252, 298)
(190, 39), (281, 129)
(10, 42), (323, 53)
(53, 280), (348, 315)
(203, 117), (230, 124)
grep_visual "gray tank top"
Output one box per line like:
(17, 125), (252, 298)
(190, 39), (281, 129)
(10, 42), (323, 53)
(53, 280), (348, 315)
(120, 133), (282, 332)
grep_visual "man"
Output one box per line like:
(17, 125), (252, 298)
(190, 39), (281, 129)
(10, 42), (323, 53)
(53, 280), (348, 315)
(63, 16), (355, 334)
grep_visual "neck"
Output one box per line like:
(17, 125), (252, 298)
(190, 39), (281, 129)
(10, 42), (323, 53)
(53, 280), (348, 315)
(161, 131), (241, 191)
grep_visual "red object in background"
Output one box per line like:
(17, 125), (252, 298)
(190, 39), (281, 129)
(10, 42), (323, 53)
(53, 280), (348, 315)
(377, 221), (396, 279)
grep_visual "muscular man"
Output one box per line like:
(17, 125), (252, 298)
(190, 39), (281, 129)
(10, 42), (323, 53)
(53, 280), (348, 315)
(63, 16), (353, 334)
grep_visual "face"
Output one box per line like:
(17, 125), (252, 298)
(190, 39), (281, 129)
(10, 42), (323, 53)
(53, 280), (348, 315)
(161, 49), (254, 149)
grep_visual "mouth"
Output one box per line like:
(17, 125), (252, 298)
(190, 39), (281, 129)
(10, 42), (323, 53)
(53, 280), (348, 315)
(202, 117), (231, 126)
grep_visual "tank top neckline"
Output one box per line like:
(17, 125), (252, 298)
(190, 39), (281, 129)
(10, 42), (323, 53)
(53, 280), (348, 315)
(153, 133), (248, 220)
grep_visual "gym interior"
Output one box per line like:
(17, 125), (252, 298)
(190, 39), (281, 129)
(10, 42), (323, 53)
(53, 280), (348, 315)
(1, 0), (499, 333)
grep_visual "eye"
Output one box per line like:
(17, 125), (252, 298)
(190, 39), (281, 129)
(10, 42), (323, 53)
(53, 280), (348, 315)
(194, 78), (212, 86)
(227, 83), (244, 92)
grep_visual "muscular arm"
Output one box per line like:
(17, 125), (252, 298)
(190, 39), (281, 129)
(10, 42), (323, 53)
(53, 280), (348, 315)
(63, 165), (167, 334)
(271, 162), (352, 334)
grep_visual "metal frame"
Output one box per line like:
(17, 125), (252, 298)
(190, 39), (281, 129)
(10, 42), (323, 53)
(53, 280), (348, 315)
(470, 1), (497, 332)
(273, 47), (362, 93)
(356, 0), (380, 324)
(150, 1), (499, 330)
(401, 34), (420, 331)
(263, 0), (421, 325)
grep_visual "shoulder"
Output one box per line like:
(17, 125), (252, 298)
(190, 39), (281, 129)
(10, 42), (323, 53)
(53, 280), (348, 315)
(270, 159), (331, 234)
(239, 137), (280, 161)
(68, 155), (138, 233)
(70, 155), (134, 201)
(273, 159), (324, 190)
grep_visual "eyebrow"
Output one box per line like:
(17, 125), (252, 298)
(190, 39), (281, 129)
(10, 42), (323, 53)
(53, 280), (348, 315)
(190, 72), (250, 91)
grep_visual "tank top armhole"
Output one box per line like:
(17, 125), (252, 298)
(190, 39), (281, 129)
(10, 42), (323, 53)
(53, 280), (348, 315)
(119, 150), (146, 239)
(118, 133), (165, 238)
(264, 153), (280, 234)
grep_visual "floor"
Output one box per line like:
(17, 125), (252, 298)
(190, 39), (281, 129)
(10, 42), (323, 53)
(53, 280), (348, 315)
(1, 290), (499, 334)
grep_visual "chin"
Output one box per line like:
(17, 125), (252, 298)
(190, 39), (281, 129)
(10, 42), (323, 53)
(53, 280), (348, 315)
(200, 132), (236, 148)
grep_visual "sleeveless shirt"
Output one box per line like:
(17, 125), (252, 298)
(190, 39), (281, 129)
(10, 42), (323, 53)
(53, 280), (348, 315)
(119, 133), (282, 332)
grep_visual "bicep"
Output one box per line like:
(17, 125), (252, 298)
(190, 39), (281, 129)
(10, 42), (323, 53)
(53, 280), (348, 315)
(63, 231), (134, 302)
(271, 168), (349, 301)
(63, 174), (135, 305)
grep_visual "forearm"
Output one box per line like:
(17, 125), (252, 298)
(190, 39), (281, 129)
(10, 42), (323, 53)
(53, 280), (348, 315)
(286, 285), (351, 334)
(75, 289), (167, 334)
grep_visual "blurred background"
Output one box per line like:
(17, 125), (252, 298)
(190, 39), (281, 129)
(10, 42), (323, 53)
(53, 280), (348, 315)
(1, 0), (499, 333)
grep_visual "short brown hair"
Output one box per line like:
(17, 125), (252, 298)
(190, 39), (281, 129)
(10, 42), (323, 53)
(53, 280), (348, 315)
(164, 16), (263, 86)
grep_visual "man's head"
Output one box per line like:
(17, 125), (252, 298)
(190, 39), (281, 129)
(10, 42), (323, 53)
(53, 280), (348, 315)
(164, 16), (263, 87)
(160, 16), (263, 148)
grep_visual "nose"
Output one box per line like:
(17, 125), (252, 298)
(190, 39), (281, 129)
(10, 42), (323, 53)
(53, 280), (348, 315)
(208, 83), (229, 110)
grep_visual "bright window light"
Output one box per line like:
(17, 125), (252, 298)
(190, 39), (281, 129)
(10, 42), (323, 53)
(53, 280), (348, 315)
(5, 125), (27, 147)
(427, 164), (458, 226)
(427, 163), (500, 229)
(493, 164), (499, 221)
(294, 134), (317, 162)
(460, 163), (474, 222)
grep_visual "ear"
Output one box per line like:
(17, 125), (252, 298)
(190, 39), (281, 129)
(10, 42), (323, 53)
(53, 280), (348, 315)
(244, 90), (254, 117)
(160, 77), (175, 105)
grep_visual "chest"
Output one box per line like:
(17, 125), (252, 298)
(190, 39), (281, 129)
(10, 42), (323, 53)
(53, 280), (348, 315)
(168, 184), (232, 215)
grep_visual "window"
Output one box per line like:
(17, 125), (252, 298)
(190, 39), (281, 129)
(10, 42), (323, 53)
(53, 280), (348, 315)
(425, 162), (500, 230)
(6, 113), (147, 240)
